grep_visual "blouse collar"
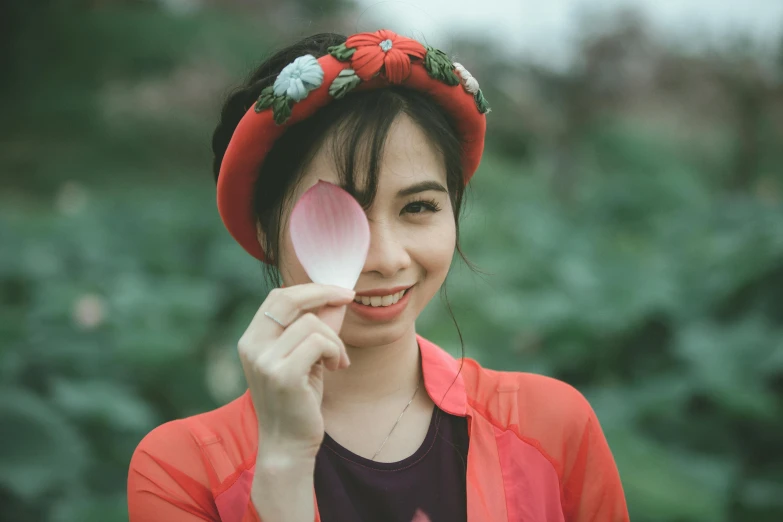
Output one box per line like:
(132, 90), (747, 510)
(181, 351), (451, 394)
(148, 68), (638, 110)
(417, 334), (467, 417)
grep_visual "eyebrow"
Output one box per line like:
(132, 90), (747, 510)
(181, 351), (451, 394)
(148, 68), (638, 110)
(396, 181), (448, 198)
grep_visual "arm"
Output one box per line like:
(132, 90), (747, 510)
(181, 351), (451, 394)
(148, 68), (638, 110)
(562, 406), (629, 522)
(250, 449), (316, 522)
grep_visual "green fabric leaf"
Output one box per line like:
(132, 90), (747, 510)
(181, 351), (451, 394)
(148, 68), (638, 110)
(254, 86), (275, 113)
(474, 89), (491, 114)
(424, 46), (460, 86)
(329, 69), (362, 99)
(272, 96), (293, 125)
(327, 43), (356, 62)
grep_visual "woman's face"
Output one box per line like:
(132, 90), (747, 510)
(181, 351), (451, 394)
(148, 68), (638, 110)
(276, 114), (456, 347)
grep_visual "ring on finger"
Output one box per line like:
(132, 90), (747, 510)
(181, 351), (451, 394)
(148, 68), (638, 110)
(264, 311), (289, 329)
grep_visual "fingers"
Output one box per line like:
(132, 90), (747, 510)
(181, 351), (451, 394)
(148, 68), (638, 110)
(273, 332), (343, 383)
(252, 284), (355, 333)
(259, 312), (348, 368)
(239, 284), (354, 382)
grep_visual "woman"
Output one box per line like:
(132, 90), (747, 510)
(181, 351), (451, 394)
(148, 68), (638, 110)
(127, 30), (629, 522)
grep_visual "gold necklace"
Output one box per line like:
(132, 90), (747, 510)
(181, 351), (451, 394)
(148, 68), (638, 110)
(370, 380), (421, 461)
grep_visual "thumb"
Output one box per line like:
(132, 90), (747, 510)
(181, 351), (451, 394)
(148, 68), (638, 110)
(317, 304), (349, 368)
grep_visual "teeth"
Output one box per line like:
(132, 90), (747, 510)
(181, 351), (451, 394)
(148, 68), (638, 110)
(354, 289), (406, 307)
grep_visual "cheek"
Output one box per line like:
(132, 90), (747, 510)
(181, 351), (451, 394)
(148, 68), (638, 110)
(410, 212), (456, 276)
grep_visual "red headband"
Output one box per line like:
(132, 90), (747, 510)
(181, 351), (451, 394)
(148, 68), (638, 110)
(217, 29), (489, 262)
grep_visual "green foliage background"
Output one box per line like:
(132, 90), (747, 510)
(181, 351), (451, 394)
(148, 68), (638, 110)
(1, 1), (782, 521)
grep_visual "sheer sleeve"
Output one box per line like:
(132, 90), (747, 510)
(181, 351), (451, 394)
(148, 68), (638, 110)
(128, 420), (221, 521)
(128, 392), (265, 522)
(512, 372), (629, 522)
(561, 399), (628, 521)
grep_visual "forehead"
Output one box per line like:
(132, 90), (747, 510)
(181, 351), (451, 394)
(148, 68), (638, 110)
(294, 113), (447, 200)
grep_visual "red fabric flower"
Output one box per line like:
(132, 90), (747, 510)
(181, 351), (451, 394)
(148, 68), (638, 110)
(345, 29), (427, 84)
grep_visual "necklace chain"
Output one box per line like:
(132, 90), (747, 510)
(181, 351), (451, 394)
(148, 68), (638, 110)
(370, 380), (421, 461)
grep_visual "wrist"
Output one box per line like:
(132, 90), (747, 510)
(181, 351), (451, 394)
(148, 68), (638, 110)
(255, 448), (317, 473)
(252, 451), (315, 522)
(257, 432), (322, 464)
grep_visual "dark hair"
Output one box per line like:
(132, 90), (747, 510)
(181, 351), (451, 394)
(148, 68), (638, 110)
(211, 33), (479, 399)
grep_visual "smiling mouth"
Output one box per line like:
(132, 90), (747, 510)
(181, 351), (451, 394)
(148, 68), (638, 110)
(352, 288), (410, 307)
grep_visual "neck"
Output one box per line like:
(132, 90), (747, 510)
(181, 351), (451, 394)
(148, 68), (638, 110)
(321, 325), (421, 409)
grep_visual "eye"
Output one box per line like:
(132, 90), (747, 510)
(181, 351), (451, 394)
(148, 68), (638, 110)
(402, 198), (442, 215)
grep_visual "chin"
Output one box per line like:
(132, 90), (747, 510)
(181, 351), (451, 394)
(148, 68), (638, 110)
(340, 314), (417, 349)
(340, 322), (413, 348)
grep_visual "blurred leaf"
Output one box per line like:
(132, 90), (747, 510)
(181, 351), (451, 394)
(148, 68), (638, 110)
(675, 319), (781, 417)
(50, 492), (128, 522)
(609, 430), (734, 522)
(0, 388), (87, 500)
(51, 379), (158, 433)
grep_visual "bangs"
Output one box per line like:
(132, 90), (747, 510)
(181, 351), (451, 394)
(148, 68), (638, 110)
(326, 87), (464, 211)
(327, 89), (405, 210)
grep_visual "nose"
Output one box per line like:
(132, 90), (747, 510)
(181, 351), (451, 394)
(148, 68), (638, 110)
(362, 220), (411, 277)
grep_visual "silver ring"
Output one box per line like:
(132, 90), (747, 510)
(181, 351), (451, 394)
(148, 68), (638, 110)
(264, 311), (288, 328)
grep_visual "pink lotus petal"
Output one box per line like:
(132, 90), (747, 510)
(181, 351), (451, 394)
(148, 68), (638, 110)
(290, 180), (370, 290)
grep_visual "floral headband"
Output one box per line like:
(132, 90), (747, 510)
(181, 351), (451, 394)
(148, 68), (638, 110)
(217, 29), (489, 262)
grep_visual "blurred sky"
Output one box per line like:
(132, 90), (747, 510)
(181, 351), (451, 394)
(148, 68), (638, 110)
(354, 0), (783, 67)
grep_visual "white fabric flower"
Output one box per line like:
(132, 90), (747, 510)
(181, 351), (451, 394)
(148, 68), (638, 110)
(453, 62), (480, 95)
(273, 55), (324, 102)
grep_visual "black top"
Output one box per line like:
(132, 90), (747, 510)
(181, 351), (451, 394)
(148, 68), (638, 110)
(314, 406), (470, 522)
